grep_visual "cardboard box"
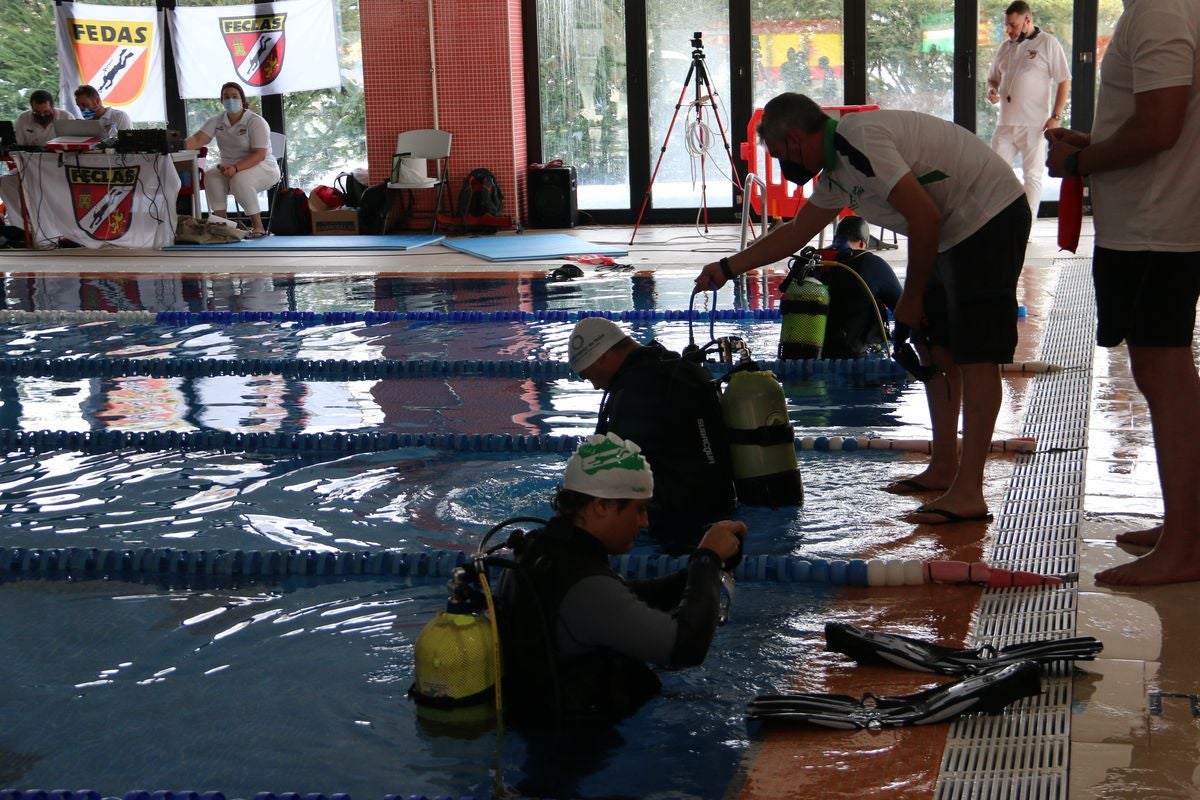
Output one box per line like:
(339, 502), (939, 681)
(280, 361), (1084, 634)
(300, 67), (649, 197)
(308, 194), (358, 235)
(311, 207), (359, 235)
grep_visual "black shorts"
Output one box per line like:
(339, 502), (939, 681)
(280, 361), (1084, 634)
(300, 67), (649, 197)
(923, 197), (1031, 364)
(1093, 247), (1200, 348)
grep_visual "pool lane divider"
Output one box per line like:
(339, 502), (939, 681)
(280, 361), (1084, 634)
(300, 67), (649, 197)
(0, 304), (1027, 328)
(0, 428), (1035, 456)
(0, 355), (909, 380)
(0, 546), (1068, 587)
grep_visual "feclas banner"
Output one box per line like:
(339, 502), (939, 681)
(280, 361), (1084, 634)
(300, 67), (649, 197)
(168, 0), (342, 99)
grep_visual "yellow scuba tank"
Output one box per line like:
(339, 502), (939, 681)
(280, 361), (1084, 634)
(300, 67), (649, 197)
(410, 566), (498, 718)
(721, 366), (804, 506)
(778, 250), (830, 360)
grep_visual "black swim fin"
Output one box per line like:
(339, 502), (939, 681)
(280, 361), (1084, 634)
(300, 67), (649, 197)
(825, 621), (1103, 676)
(746, 659), (1042, 730)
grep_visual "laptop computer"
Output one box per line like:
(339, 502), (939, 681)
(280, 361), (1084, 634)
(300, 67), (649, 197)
(45, 119), (106, 151)
(0, 120), (15, 149)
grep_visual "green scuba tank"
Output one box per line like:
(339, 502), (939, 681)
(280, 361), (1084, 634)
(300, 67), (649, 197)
(721, 367), (804, 506)
(779, 275), (830, 360)
(410, 567), (498, 714)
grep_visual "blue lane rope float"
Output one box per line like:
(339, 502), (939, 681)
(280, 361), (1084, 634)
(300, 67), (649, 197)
(154, 309), (784, 325)
(0, 428), (1036, 457)
(0, 355), (910, 381)
(0, 545), (1016, 587)
(0, 305), (1026, 328)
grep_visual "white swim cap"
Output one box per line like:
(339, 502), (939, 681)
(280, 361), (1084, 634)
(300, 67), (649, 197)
(563, 433), (654, 499)
(568, 317), (627, 373)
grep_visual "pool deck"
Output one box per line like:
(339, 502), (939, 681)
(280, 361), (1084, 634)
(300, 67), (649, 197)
(1, 217), (1196, 799)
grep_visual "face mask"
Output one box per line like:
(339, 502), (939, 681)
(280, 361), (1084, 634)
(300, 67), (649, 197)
(779, 158), (816, 187)
(223, 98), (242, 115)
(80, 107), (97, 120)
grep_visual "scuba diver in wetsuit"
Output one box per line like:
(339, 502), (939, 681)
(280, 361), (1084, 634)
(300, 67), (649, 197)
(497, 432), (746, 724)
(568, 317), (737, 550)
(820, 215), (902, 358)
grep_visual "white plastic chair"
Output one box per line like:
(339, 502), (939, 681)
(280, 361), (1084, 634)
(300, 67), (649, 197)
(387, 129), (451, 232)
(269, 131), (287, 187)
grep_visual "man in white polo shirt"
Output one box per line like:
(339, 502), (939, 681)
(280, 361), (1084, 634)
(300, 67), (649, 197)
(986, 1), (1071, 215)
(1047, 0), (1199, 585)
(695, 93), (1030, 527)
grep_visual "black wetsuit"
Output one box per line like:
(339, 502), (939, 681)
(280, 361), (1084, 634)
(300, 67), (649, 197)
(498, 517), (723, 723)
(821, 249), (902, 358)
(596, 343), (736, 545)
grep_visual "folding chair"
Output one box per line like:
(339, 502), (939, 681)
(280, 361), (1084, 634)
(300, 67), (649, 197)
(386, 129), (451, 233)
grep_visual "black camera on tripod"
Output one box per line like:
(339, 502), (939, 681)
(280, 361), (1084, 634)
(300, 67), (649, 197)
(691, 32), (705, 50)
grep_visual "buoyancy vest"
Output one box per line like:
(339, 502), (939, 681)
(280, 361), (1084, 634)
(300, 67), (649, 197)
(497, 519), (662, 724)
(597, 343), (736, 520)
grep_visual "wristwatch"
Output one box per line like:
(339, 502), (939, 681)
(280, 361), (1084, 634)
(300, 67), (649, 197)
(1064, 151), (1081, 177)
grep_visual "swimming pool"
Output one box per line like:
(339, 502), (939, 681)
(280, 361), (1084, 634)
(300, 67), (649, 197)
(0, 271), (1027, 798)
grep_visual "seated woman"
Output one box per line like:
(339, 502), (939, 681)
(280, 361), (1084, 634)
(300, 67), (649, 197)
(184, 82), (279, 238)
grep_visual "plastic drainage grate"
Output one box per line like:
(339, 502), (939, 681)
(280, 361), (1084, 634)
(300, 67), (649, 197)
(935, 258), (1095, 800)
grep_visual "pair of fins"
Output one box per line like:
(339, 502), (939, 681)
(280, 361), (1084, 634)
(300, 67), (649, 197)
(745, 623), (1103, 729)
(824, 621), (1104, 676)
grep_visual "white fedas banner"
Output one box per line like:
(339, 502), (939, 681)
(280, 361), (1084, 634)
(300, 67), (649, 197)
(56, 2), (167, 122)
(169, 0), (342, 99)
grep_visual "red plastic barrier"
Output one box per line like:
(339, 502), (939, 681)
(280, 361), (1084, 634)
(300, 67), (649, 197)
(741, 104), (880, 220)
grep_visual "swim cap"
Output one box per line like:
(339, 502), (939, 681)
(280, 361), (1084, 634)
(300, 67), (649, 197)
(568, 317), (627, 373)
(833, 215), (870, 249)
(563, 433), (654, 499)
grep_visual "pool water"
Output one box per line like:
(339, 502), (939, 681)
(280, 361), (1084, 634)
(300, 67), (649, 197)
(0, 271), (1005, 798)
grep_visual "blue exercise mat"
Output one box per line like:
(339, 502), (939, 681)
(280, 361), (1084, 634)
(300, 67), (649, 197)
(166, 234), (444, 251)
(440, 233), (628, 262)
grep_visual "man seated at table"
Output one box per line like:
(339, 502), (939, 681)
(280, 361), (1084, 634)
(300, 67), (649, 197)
(3, 90), (75, 230)
(73, 85), (132, 141)
(14, 90), (75, 147)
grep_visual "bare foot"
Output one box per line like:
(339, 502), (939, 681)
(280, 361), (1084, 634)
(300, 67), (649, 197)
(1114, 525), (1161, 548)
(1095, 547), (1200, 585)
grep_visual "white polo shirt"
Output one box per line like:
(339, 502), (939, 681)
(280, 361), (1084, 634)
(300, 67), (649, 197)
(808, 109), (1024, 251)
(989, 30), (1071, 127)
(95, 107), (132, 139)
(197, 108), (273, 165)
(1091, 0), (1200, 251)
(14, 109), (76, 147)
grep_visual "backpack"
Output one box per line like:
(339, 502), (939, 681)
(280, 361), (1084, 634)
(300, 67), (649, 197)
(357, 181), (394, 235)
(438, 168), (513, 233)
(335, 170), (370, 209)
(267, 187), (312, 236)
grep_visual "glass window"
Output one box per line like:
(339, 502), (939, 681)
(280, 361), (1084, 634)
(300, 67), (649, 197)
(536, 0), (630, 210)
(183, 0), (364, 208)
(976, 1), (1073, 145)
(750, 1), (844, 109)
(866, 0), (954, 119)
(645, 8), (733, 210)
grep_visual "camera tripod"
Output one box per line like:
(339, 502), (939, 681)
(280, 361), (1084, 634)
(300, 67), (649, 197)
(630, 32), (744, 245)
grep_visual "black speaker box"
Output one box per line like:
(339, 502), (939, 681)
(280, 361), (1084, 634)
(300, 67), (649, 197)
(528, 166), (578, 228)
